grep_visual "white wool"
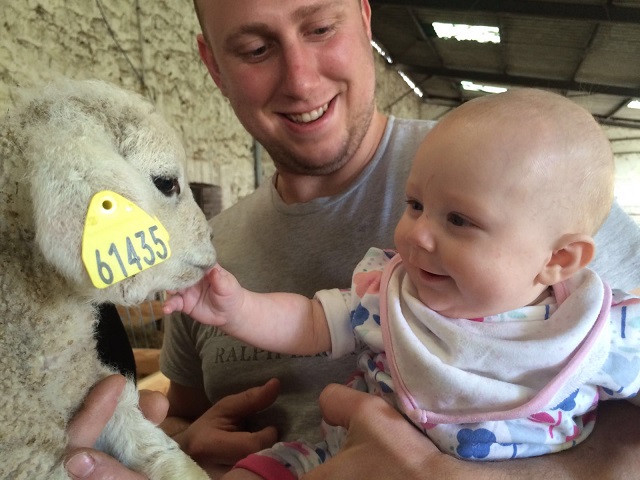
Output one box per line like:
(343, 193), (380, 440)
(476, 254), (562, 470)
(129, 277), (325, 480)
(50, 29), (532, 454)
(0, 78), (214, 479)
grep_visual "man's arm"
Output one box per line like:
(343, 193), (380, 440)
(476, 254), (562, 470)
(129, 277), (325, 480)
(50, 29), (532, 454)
(305, 384), (640, 480)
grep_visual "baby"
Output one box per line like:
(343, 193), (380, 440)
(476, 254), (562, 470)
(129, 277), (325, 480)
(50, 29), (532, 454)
(165, 89), (640, 478)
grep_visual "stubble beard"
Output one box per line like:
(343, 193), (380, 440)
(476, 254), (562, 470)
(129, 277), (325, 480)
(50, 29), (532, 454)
(266, 97), (375, 177)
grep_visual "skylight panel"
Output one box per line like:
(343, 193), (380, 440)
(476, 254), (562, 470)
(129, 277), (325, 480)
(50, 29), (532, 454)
(461, 81), (507, 94)
(371, 40), (393, 64)
(433, 22), (500, 44)
(628, 100), (640, 109)
(398, 71), (424, 98)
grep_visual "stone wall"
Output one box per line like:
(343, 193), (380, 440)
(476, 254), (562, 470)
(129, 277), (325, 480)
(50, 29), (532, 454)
(2, 1), (639, 222)
(2, 0), (252, 208)
(1, 1), (422, 208)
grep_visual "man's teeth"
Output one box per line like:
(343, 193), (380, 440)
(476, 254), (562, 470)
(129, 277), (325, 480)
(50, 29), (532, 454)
(287, 103), (329, 123)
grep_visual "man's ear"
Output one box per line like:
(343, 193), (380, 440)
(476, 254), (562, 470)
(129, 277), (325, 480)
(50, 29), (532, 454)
(360, 0), (373, 40)
(536, 234), (596, 286)
(197, 33), (227, 96)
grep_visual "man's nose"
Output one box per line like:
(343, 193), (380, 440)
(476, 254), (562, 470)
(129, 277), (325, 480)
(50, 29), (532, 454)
(280, 42), (319, 99)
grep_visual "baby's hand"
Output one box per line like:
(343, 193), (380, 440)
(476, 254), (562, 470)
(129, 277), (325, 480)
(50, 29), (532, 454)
(163, 265), (244, 327)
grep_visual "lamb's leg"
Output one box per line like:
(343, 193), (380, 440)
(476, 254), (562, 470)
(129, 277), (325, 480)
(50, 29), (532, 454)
(95, 380), (209, 480)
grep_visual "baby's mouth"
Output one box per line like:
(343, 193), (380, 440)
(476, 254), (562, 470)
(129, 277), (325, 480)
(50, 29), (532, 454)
(420, 269), (448, 282)
(286, 102), (329, 123)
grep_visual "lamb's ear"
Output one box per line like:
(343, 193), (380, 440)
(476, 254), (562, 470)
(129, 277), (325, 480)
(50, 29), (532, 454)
(30, 136), (133, 286)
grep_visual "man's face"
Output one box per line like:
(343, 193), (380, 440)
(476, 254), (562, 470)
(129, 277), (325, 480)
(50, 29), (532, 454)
(196, 0), (377, 176)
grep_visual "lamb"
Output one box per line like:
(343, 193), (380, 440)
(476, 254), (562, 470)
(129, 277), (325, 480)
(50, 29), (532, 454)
(0, 78), (215, 479)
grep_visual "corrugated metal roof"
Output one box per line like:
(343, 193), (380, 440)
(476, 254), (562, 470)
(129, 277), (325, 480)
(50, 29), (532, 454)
(370, 0), (640, 131)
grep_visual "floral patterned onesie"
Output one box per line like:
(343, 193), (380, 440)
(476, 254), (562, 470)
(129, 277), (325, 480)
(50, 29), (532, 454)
(235, 248), (640, 479)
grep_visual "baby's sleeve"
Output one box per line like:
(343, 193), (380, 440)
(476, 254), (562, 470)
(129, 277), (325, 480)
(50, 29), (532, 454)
(316, 248), (396, 359)
(315, 288), (354, 359)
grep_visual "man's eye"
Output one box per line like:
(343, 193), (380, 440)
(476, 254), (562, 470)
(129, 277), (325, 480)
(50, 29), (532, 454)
(312, 26), (331, 35)
(447, 213), (471, 227)
(237, 42), (270, 62)
(249, 45), (267, 57)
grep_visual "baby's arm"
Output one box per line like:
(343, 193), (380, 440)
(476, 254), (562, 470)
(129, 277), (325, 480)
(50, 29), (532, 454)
(164, 265), (331, 356)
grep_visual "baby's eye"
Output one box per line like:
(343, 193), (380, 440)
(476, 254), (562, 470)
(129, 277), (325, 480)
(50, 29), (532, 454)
(405, 199), (423, 212)
(447, 212), (473, 227)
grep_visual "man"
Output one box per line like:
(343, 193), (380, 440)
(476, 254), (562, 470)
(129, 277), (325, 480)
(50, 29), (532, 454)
(66, 0), (640, 478)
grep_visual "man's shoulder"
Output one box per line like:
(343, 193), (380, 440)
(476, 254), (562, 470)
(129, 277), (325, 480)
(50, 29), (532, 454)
(210, 182), (271, 230)
(391, 116), (437, 131)
(388, 117), (437, 140)
(381, 117), (436, 159)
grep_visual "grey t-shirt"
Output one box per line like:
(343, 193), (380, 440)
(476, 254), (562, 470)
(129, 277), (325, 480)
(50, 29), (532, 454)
(160, 116), (640, 442)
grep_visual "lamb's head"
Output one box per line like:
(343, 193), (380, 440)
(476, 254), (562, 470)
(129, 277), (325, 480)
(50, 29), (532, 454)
(3, 79), (216, 305)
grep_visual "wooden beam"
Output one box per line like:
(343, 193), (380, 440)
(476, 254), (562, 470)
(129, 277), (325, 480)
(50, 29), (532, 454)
(370, 0), (640, 25)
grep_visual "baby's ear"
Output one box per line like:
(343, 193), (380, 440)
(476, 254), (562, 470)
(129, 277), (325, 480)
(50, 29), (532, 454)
(536, 234), (595, 286)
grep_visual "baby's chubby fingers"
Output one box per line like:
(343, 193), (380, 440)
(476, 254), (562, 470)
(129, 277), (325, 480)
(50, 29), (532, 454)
(162, 266), (217, 315)
(162, 292), (185, 315)
(162, 264), (243, 324)
(205, 265), (246, 303)
(207, 264), (236, 290)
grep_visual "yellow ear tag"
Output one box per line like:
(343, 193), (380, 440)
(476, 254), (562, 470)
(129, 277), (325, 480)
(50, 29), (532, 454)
(82, 191), (171, 289)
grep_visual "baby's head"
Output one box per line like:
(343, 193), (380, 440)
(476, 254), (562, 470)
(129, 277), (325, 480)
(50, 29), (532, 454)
(394, 88), (614, 319)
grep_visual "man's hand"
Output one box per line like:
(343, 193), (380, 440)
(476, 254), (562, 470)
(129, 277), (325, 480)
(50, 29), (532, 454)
(302, 383), (439, 479)
(172, 378), (280, 471)
(304, 384), (640, 480)
(65, 374), (151, 479)
(65, 375), (280, 480)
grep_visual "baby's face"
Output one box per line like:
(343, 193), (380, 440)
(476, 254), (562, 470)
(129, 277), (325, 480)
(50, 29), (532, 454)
(394, 115), (557, 319)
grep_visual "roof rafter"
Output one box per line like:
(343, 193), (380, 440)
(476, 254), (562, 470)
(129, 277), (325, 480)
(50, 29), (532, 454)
(398, 64), (640, 98)
(370, 0), (640, 25)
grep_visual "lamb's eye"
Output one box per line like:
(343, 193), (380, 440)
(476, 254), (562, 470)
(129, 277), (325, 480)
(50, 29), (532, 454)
(152, 176), (180, 196)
